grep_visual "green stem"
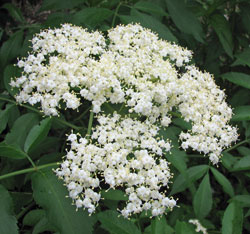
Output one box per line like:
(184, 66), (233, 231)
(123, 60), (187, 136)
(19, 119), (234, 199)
(0, 96), (82, 131)
(73, 106), (91, 122)
(86, 109), (94, 139)
(224, 139), (250, 153)
(111, 1), (123, 28)
(26, 154), (36, 168)
(0, 162), (59, 181)
(54, 117), (83, 131)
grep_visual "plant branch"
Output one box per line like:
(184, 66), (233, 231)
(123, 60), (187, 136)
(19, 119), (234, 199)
(0, 162), (59, 181)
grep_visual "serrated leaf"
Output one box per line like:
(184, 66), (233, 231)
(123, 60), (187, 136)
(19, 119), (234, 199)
(222, 201), (243, 234)
(166, 0), (204, 42)
(221, 72), (250, 89)
(151, 215), (174, 234)
(0, 185), (19, 234)
(32, 169), (94, 234)
(231, 106), (250, 121)
(134, 1), (167, 16)
(231, 48), (250, 67)
(232, 156), (250, 171)
(5, 113), (39, 150)
(119, 9), (177, 42)
(0, 104), (15, 134)
(210, 14), (233, 58)
(101, 189), (128, 201)
(230, 195), (250, 207)
(0, 29), (24, 69)
(24, 118), (51, 153)
(72, 8), (113, 28)
(2, 3), (25, 23)
(170, 165), (209, 195)
(23, 209), (46, 226)
(97, 210), (140, 234)
(193, 173), (212, 219)
(0, 142), (28, 159)
(210, 167), (234, 197)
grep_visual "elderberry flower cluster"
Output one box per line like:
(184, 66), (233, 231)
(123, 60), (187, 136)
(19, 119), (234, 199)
(11, 23), (238, 164)
(55, 113), (175, 218)
(11, 23), (238, 217)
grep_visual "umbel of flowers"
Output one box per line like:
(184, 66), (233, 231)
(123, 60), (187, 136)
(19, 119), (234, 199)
(11, 24), (238, 217)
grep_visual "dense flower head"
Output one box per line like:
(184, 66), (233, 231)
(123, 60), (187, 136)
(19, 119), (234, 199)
(55, 113), (175, 217)
(11, 23), (238, 217)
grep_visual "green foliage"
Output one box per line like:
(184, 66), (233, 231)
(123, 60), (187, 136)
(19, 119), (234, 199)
(32, 169), (94, 234)
(0, 185), (18, 234)
(0, 0), (250, 233)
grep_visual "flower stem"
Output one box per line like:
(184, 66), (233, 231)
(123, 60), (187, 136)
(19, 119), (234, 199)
(86, 108), (94, 139)
(224, 139), (250, 153)
(0, 162), (59, 181)
(111, 1), (123, 28)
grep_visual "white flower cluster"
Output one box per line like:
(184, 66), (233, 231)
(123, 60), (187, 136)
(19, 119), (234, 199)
(178, 65), (238, 164)
(55, 113), (176, 217)
(11, 24), (106, 115)
(11, 23), (237, 164)
(189, 219), (208, 234)
(12, 23), (238, 217)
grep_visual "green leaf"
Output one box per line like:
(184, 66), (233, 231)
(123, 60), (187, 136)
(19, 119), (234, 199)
(32, 216), (56, 234)
(119, 9), (177, 42)
(221, 152), (238, 170)
(97, 210), (141, 234)
(43, 12), (72, 28)
(24, 118), (51, 153)
(237, 146), (250, 156)
(151, 215), (174, 234)
(193, 173), (212, 219)
(0, 104), (15, 134)
(221, 72), (250, 89)
(72, 8), (113, 28)
(40, 0), (85, 11)
(210, 167), (234, 197)
(32, 169), (94, 234)
(232, 156), (250, 171)
(2, 3), (25, 23)
(4, 64), (20, 96)
(0, 185), (19, 234)
(23, 209), (46, 226)
(165, 148), (187, 173)
(0, 142), (28, 159)
(101, 188), (128, 201)
(5, 113), (39, 150)
(241, 3), (250, 33)
(175, 220), (196, 234)
(231, 48), (250, 67)
(231, 106), (250, 121)
(166, 0), (204, 42)
(230, 195), (250, 207)
(222, 201), (243, 234)
(210, 14), (233, 58)
(134, 1), (167, 16)
(0, 29), (24, 69)
(170, 165), (209, 195)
